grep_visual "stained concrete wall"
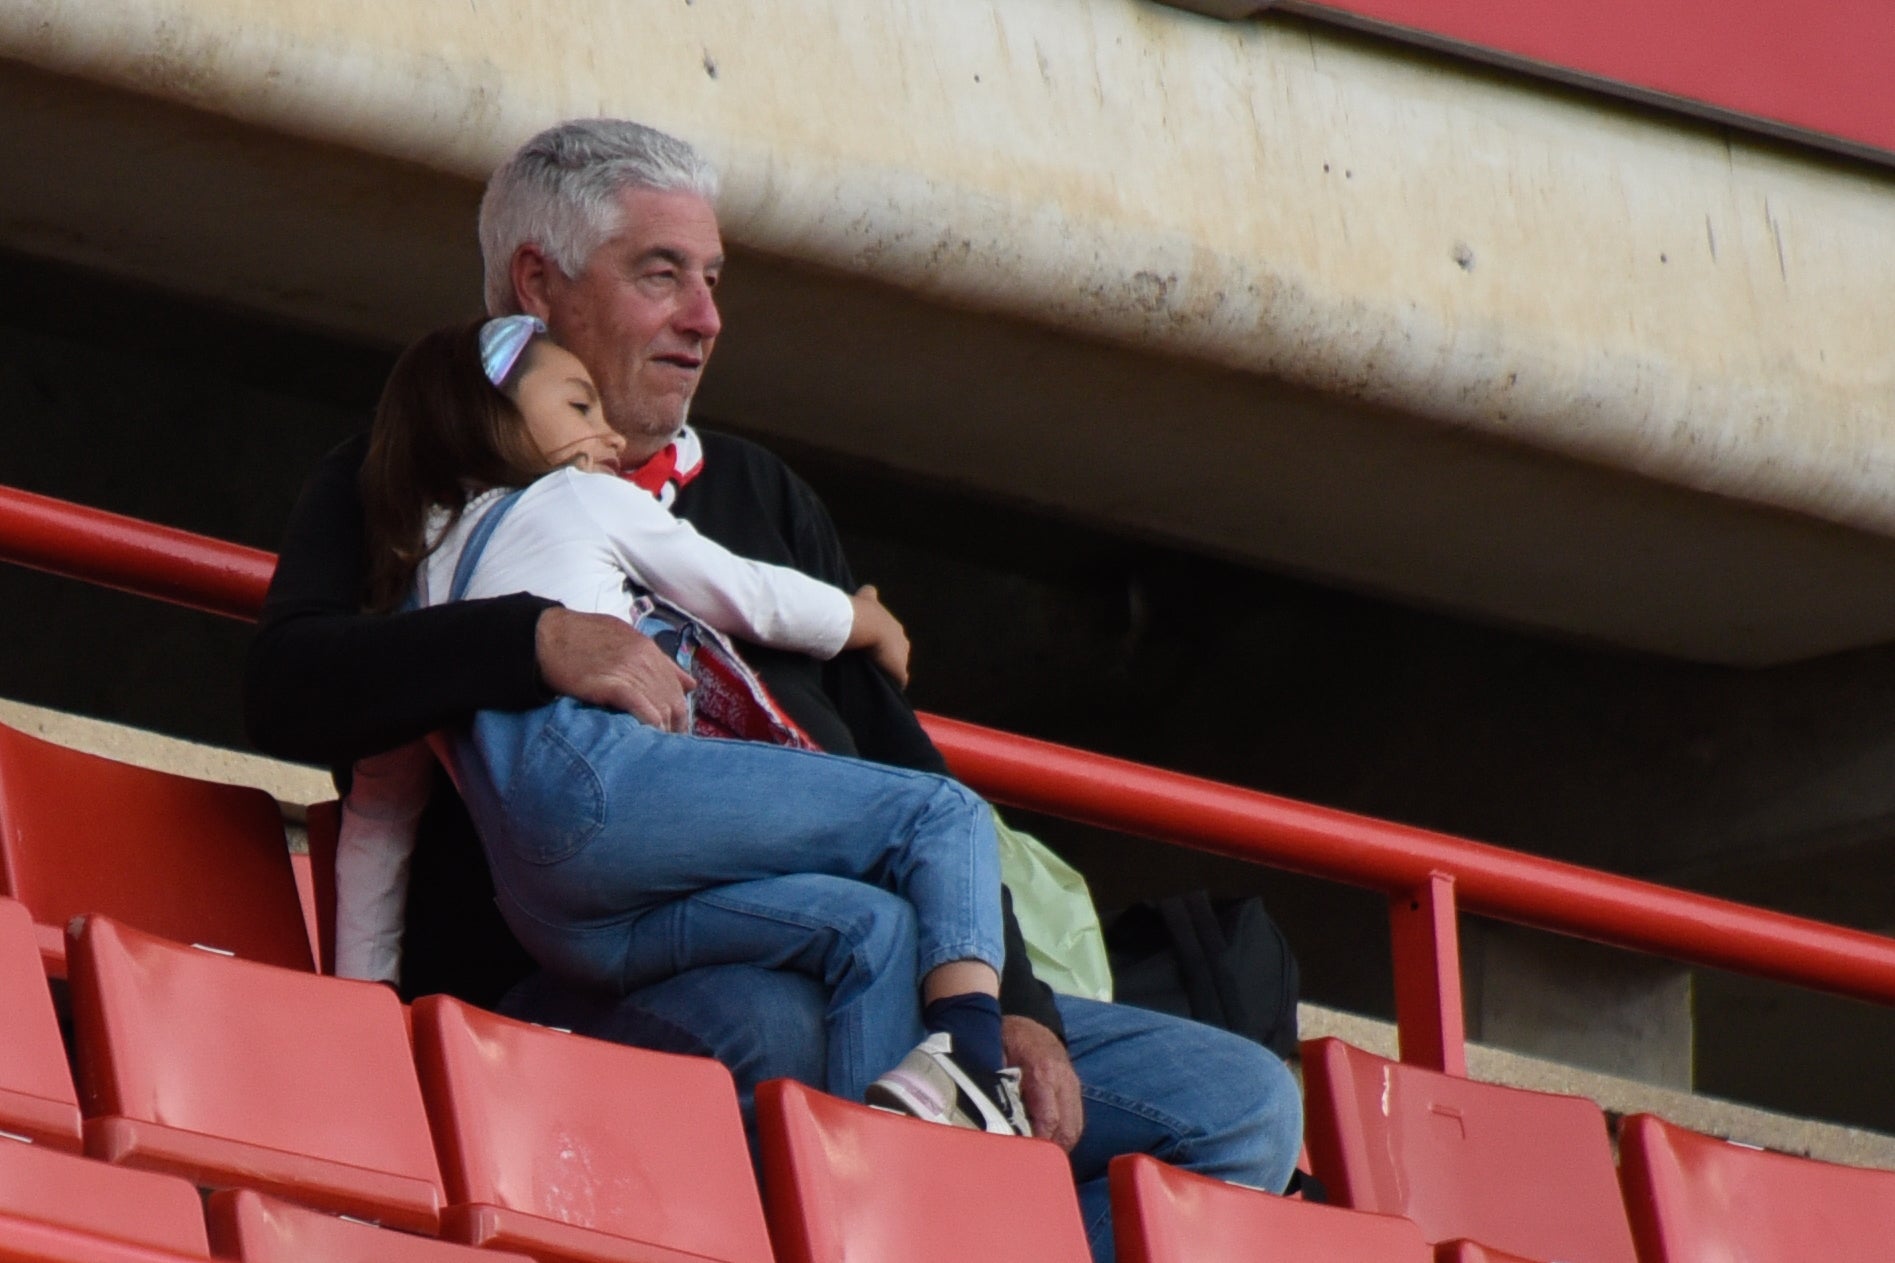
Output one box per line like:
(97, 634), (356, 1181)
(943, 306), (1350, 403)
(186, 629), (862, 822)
(1, 1), (1893, 664)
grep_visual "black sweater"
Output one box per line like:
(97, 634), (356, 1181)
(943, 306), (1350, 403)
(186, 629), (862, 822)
(243, 429), (1062, 1036)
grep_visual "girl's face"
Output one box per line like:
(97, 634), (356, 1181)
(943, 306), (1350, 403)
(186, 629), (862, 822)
(512, 340), (628, 474)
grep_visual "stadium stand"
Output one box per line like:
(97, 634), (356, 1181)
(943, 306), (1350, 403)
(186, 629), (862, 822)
(0, 894), (83, 1151)
(1619, 1110), (1895, 1263)
(66, 914), (445, 1233)
(412, 993), (775, 1263)
(1300, 1036), (1637, 1263)
(1109, 1152), (1431, 1263)
(0, 721), (311, 975)
(14, 489), (1895, 1263)
(758, 1077), (1091, 1263)
(0, 1134), (211, 1261)
(206, 1189), (535, 1263)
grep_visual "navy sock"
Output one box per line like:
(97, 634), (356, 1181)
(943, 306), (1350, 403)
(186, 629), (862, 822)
(923, 992), (1004, 1084)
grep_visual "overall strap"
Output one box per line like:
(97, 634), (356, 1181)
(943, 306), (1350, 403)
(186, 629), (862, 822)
(446, 488), (528, 603)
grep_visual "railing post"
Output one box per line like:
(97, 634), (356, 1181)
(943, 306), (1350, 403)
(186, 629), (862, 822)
(1390, 870), (1468, 1075)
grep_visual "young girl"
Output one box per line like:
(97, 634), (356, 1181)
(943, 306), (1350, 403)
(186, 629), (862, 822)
(337, 316), (1028, 1137)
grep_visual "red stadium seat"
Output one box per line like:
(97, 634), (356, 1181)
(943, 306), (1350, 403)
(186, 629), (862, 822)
(0, 895), (82, 1150)
(758, 1077), (1091, 1263)
(0, 1132), (210, 1260)
(412, 994), (773, 1263)
(0, 722), (311, 975)
(1619, 1111), (1895, 1263)
(1300, 1037), (1636, 1263)
(206, 1190), (534, 1263)
(1110, 1153), (1430, 1263)
(1433, 1242), (1543, 1262)
(67, 915), (444, 1233)
(298, 800), (341, 975)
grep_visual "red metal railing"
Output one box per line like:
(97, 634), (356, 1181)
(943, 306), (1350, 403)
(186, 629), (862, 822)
(8, 482), (1895, 1073)
(0, 485), (274, 621)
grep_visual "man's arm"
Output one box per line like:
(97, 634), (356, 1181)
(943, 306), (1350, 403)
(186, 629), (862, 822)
(243, 434), (692, 766)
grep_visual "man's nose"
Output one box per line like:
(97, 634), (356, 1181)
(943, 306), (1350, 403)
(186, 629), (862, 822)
(675, 276), (722, 339)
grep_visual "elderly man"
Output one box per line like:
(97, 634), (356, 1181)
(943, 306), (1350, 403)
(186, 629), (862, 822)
(245, 118), (1299, 1263)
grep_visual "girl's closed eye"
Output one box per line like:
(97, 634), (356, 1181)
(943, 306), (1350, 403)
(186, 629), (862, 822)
(512, 341), (625, 472)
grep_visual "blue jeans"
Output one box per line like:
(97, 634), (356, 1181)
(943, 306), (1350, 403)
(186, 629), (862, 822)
(451, 698), (1004, 997)
(502, 967), (1303, 1263)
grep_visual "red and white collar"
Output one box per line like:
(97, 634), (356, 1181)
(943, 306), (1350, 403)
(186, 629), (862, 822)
(622, 426), (704, 508)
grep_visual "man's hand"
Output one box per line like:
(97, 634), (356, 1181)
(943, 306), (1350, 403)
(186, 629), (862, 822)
(536, 608), (695, 732)
(1003, 1014), (1084, 1151)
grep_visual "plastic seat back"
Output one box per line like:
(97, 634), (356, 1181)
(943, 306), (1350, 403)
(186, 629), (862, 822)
(68, 915), (443, 1232)
(412, 994), (773, 1263)
(299, 800), (341, 974)
(1110, 1153), (1430, 1263)
(1301, 1037), (1635, 1263)
(0, 722), (311, 974)
(1434, 1242), (1544, 1262)
(206, 1190), (535, 1263)
(759, 1077), (1091, 1263)
(0, 1132), (210, 1259)
(0, 895), (82, 1150)
(1620, 1111), (1895, 1263)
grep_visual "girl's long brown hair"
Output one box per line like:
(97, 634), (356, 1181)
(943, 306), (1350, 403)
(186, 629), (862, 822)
(360, 320), (555, 612)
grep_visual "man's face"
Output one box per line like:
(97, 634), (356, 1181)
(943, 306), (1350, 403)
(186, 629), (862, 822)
(536, 187), (724, 460)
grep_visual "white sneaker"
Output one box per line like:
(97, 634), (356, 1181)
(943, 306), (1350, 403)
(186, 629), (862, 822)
(866, 1032), (1033, 1138)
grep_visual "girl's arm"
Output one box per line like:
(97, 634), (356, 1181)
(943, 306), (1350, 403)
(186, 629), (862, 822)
(843, 585), (910, 687)
(571, 471), (888, 666)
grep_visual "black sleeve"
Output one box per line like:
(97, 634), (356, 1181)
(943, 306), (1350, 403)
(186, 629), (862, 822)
(242, 433), (558, 766)
(785, 484), (956, 775)
(998, 887), (1064, 1041)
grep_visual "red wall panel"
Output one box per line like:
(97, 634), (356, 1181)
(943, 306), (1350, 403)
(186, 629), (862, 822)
(1286, 0), (1895, 163)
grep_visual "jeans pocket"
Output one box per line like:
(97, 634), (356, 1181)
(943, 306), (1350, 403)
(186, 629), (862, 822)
(503, 721), (607, 865)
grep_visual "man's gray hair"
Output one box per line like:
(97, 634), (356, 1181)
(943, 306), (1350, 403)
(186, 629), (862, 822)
(479, 118), (720, 315)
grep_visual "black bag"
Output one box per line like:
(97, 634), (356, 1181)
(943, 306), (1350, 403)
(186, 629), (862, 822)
(1105, 892), (1322, 1200)
(1104, 891), (1301, 1064)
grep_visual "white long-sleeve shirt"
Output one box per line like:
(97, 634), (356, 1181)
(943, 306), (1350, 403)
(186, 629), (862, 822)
(333, 467), (856, 983)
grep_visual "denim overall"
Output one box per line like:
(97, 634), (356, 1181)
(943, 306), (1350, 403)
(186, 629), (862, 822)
(439, 488), (1006, 1013)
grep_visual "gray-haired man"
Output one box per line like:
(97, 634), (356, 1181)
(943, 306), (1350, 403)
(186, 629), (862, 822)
(246, 118), (1301, 1263)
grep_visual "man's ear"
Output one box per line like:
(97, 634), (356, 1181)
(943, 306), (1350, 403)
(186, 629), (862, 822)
(510, 244), (557, 320)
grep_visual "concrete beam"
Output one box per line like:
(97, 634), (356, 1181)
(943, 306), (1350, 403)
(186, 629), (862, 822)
(2, 0), (1892, 664)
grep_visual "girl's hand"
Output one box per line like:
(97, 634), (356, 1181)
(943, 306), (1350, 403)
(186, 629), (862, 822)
(845, 585), (911, 687)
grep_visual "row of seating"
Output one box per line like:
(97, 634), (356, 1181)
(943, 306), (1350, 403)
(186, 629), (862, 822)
(1112, 1034), (1895, 1263)
(7, 720), (1895, 1261)
(1297, 1034), (1895, 1263)
(0, 1137), (529, 1263)
(2, 901), (1086, 1261)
